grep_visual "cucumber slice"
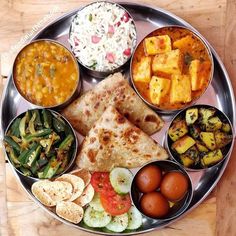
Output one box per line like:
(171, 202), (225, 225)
(105, 213), (128, 232)
(83, 206), (111, 228)
(89, 192), (104, 211)
(126, 206), (142, 230)
(109, 167), (133, 194)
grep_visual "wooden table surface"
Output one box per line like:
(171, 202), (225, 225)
(0, 0), (235, 236)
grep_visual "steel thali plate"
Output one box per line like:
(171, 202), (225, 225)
(1, 2), (235, 235)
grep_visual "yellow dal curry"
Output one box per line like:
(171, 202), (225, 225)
(14, 40), (79, 107)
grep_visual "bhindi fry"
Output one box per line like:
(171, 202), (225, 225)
(4, 109), (76, 179)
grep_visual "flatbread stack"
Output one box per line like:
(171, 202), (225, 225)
(31, 172), (94, 224)
(62, 73), (164, 136)
(76, 106), (168, 171)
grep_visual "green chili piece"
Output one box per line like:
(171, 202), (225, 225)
(52, 117), (65, 132)
(49, 64), (56, 78)
(19, 116), (27, 137)
(20, 143), (38, 165)
(42, 109), (52, 129)
(25, 144), (42, 167)
(42, 156), (61, 179)
(9, 118), (21, 137)
(8, 147), (20, 166)
(58, 134), (74, 151)
(19, 167), (32, 177)
(24, 129), (52, 142)
(34, 110), (43, 128)
(29, 112), (37, 134)
(4, 136), (21, 153)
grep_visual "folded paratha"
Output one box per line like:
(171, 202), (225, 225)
(76, 106), (168, 171)
(63, 73), (163, 136)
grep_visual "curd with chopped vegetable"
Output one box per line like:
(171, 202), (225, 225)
(69, 2), (137, 72)
(13, 40), (79, 107)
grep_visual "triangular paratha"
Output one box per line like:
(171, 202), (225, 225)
(76, 106), (168, 171)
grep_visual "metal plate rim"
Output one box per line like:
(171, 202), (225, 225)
(0, 2), (235, 235)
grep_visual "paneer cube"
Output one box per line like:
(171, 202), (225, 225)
(133, 56), (152, 83)
(170, 74), (192, 104)
(152, 49), (183, 76)
(171, 135), (196, 154)
(144, 35), (172, 55)
(149, 76), (171, 105)
(198, 61), (211, 88)
(189, 60), (201, 91)
(189, 60), (212, 91)
(173, 35), (196, 51)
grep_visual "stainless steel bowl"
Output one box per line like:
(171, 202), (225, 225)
(130, 25), (214, 114)
(12, 39), (81, 110)
(3, 108), (78, 181)
(69, 1), (137, 79)
(165, 104), (234, 171)
(131, 160), (193, 221)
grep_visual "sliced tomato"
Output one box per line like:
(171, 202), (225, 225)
(100, 192), (132, 216)
(91, 172), (116, 196)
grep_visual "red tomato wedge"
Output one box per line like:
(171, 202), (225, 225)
(100, 193), (132, 216)
(91, 172), (116, 196)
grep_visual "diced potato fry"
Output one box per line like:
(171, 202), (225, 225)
(186, 108), (198, 125)
(173, 35), (196, 51)
(180, 145), (199, 167)
(215, 131), (232, 149)
(189, 60), (202, 91)
(152, 49), (183, 75)
(189, 125), (201, 139)
(200, 132), (216, 150)
(171, 135), (196, 154)
(222, 123), (231, 133)
(144, 35), (172, 55)
(206, 116), (222, 131)
(201, 149), (223, 167)
(168, 119), (188, 141)
(199, 108), (216, 126)
(149, 76), (171, 105)
(133, 56), (152, 83)
(180, 154), (194, 168)
(196, 141), (209, 152)
(170, 74), (192, 104)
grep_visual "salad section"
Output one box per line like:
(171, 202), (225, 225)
(31, 168), (142, 232)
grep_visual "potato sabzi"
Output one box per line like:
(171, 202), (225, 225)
(132, 27), (212, 110)
(168, 106), (232, 168)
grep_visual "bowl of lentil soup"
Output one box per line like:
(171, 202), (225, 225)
(13, 39), (80, 108)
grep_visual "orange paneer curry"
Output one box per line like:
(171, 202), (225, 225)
(132, 27), (212, 110)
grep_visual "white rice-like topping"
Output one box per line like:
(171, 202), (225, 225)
(69, 1), (137, 72)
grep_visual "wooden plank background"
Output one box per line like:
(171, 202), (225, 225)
(0, 0), (236, 236)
